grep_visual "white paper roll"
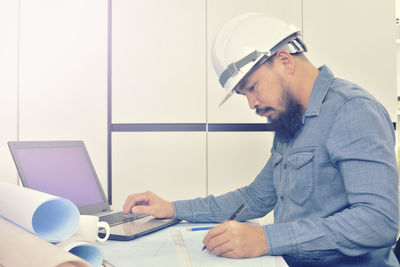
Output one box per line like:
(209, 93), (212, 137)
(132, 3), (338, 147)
(0, 182), (80, 242)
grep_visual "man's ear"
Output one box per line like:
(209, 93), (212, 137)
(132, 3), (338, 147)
(274, 50), (295, 75)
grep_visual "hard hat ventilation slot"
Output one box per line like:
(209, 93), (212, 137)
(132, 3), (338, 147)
(274, 34), (308, 55)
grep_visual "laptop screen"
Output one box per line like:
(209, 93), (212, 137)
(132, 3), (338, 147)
(10, 143), (105, 208)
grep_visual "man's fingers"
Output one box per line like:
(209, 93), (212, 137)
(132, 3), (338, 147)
(132, 205), (152, 215)
(122, 191), (174, 218)
(206, 234), (230, 254)
(205, 222), (269, 258)
(123, 195), (140, 213)
(221, 248), (241, 259)
(202, 224), (227, 246)
(205, 231), (242, 258)
(203, 225), (228, 252)
(123, 192), (152, 213)
(214, 241), (236, 257)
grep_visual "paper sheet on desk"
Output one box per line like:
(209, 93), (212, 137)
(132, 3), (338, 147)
(100, 223), (287, 267)
(0, 217), (91, 267)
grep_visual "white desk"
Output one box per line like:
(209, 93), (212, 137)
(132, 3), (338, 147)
(99, 222), (288, 267)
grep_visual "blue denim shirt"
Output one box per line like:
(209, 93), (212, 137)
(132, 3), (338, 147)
(174, 66), (399, 266)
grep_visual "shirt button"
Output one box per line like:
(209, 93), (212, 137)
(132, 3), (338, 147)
(280, 196), (285, 201)
(283, 163), (287, 169)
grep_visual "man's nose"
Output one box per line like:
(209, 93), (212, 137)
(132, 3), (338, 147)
(246, 94), (259, 109)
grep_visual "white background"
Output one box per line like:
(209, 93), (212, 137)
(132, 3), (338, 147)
(0, 1), (398, 216)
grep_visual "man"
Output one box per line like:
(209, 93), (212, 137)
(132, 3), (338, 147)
(123, 13), (399, 266)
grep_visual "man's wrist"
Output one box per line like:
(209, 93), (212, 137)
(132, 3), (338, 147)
(168, 201), (175, 218)
(258, 225), (270, 255)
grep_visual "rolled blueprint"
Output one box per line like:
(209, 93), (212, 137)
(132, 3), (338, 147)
(0, 182), (80, 242)
(57, 235), (104, 267)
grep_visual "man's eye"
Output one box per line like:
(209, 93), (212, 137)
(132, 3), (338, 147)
(247, 86), (255, 92)
(235, 90), (245, 96)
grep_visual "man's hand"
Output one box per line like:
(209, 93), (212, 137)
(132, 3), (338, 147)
(202, 221), (269, 258)
(122, 191), (174, 218)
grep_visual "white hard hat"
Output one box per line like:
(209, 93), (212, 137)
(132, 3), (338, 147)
(211, 13), (307, 106)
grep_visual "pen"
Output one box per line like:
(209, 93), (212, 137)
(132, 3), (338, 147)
(187, 226), (213, 231)
(227, 203), (246, 220)
(202, 203), (246, 251)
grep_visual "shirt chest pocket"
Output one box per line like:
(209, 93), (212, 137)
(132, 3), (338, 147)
(286, 150), (315, 205)
(272, 151), (283, 190)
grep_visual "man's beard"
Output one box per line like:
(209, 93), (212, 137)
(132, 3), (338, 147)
(256, 90), (304, 143)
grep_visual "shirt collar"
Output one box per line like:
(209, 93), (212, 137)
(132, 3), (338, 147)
(302, 65), (334, 122)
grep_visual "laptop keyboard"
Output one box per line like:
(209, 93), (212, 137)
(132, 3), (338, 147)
(99, 212), (149, 227)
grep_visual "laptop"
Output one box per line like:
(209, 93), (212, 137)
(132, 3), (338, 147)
(7, 140), (180, 241)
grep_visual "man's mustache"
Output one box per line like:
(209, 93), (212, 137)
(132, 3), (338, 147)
(256, 106), (274, 116)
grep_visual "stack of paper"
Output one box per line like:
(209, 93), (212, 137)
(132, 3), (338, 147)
(0, 182), (103, 267)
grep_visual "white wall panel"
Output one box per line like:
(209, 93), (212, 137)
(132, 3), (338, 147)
(208, 132), (274, 196)
(397, 41), (400, 97)
(207, 0), (302, 123)
(111, 132), (206, 209)
(0, 0), (19, 183)
(18, 0), (108, 191)
(303, 0), (397, 121)
(112, 0), (206, 123)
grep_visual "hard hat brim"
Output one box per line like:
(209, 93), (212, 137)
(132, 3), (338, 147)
(218, 53), (267, 107)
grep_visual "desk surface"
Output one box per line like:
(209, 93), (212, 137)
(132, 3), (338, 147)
(99, 222), (287, 267)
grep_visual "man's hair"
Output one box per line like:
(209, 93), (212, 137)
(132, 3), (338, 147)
(262, 52), (307, 66)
